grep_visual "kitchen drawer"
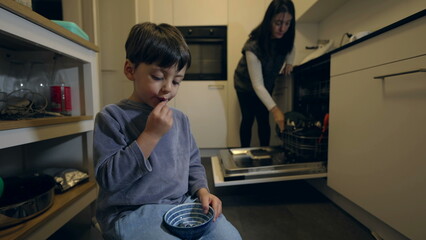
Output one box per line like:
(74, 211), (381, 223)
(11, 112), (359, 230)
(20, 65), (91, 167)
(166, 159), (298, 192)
(331, 16), (426, 76)
(173, 0), (228, 26)
(328, 54), (426, 240)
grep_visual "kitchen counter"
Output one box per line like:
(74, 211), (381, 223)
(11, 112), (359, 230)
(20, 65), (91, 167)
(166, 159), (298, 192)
(326, 11), (425, 240)
(297, 9), (426, 69)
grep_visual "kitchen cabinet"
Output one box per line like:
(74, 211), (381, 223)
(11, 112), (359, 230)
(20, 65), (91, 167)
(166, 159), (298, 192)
(149, 0), (173, 24)
(295, 0), (349, 22)
(328, 14), (426, 240)
(150, 0), (227, 26)
(227, 0), (271, 147)
(175, 81), (227, 148)
(0, 1), (99, 239)
(172, 0), (227, 26)
(149, 0), (229, 148)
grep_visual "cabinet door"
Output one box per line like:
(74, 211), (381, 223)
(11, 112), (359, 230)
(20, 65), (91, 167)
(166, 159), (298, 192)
(149, 0), (173, 24)
(175, 81), (227, 148)
(173, 0), (228, 26)
(227, 0), (270, 147)
(328, 55), (426, 240)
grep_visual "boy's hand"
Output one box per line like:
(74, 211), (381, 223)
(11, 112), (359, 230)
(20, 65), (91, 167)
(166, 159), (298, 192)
(137, 101), (173, 157)
(145, 101), (173, 138)
(197, 188), (222, 221)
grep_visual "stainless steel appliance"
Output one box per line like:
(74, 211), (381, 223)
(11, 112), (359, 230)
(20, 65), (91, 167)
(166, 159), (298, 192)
(0, 174), (55, 229)
(219, 144), (326, 182)
(217, 56), (330, 184)
(177, 26), (227, 80)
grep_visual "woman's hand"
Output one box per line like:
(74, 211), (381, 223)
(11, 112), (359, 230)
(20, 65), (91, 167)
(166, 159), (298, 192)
(283, 64), (293, 75)
(271, 106), (285, 132)
(197, 188), (222, 221)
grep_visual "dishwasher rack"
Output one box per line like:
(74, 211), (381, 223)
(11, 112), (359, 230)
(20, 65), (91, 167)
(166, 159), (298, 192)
(282, 130), (328, 161)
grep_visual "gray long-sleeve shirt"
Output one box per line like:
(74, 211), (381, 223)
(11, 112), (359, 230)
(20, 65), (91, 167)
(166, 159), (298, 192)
(93, 99), (208, 231)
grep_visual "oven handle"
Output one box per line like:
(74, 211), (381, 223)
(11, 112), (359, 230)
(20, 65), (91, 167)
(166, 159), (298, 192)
(185, 38), (225, 43)
(208, 85), (225, 90)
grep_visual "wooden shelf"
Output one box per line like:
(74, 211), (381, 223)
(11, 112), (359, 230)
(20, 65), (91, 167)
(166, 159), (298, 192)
(0, 116), (93, 131)
(0, 0), (99, 52)
(0, 181), (98, 240)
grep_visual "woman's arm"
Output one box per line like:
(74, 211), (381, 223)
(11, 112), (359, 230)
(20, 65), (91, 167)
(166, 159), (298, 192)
(246, 51), (285, 131)
(280, 46), (295, 75)
(286, 46), (295, 65)
(246, 51), (276, 111)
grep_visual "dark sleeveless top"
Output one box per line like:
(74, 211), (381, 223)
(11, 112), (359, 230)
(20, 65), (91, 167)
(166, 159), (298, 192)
(234, 39), (286, 94)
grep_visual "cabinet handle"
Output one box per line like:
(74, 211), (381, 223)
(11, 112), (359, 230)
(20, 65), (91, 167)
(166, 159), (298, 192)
(208, 85), (225, 89)
(374, 68), (426, 79)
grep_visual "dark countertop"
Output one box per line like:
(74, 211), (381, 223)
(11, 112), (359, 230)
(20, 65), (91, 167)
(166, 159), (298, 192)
(296, 9), (426, 70)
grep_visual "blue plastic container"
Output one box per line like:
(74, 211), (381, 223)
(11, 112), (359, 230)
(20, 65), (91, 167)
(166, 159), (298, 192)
(52, 20), (89, 40)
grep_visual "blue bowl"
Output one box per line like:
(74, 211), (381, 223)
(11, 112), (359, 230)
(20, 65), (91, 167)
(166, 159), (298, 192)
(163, 203), (214, 240)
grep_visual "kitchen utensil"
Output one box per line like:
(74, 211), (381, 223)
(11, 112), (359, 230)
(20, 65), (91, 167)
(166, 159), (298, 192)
(0, 174), (55, 229)
(318, 113), (329, 144)
(163, 203), (214, 240)
(349, 31), (371, 42)
(0, 177), (3, 198)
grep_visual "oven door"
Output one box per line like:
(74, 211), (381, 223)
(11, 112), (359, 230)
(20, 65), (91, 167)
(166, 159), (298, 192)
(177, 26), (227, 80)
(185, 39), (227, 80)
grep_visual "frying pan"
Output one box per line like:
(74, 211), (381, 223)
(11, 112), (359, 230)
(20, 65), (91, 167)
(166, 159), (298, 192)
(0, 174), (55, 229)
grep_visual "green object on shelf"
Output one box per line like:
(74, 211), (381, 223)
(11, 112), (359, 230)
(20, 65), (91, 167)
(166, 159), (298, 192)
(0, 177), (4, 198)
(52, 20), (90, 41)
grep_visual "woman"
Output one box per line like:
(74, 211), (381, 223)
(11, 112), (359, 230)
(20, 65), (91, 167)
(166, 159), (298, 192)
(234, 0), (295, 147)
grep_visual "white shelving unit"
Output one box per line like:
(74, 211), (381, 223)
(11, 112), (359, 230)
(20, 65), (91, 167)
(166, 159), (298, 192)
(0, 0), (100, 239)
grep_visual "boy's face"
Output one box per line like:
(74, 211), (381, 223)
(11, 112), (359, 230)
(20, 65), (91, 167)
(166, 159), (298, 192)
(124, 60), (186, 108)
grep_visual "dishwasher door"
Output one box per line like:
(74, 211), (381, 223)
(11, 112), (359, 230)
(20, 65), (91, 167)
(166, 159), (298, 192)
(212, 146), (327, 187)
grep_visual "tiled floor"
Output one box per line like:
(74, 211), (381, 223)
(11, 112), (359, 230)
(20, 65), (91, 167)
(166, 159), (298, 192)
(50, 157), (375, 240)
(203, 158), (375, 240)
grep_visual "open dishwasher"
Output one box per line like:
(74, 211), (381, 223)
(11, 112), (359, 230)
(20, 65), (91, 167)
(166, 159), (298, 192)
(214, 55), (330, 186)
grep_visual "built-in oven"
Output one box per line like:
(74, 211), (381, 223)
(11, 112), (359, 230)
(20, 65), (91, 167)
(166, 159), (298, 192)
(177, 26), (227, 80)
(213, 55), (331, 186)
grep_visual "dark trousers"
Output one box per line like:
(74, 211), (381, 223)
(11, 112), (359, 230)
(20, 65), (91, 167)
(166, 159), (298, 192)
(236, 91), (270, 147)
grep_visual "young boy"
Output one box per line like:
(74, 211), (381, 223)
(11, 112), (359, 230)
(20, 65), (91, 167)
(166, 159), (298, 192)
(93, 22), (241, 239)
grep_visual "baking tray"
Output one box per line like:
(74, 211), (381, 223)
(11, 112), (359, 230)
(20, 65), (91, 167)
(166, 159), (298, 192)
(0, 174), (55, 229)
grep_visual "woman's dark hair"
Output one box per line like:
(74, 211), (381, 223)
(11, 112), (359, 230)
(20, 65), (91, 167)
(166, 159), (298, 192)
(250, 0), (295, 56)
(125, 22), (191, 71)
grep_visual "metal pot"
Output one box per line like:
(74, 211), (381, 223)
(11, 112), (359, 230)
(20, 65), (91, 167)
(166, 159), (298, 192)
(0, 174), (55, 229)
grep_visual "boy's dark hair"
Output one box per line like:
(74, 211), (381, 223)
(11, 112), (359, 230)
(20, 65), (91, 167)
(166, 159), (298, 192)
(250, 0), (295, 56)
(125, 22), (191, 71)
